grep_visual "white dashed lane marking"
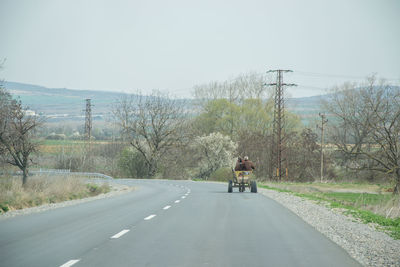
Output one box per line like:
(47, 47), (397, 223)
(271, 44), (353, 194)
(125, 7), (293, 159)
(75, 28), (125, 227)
(60, 259), (80, 267)
(60, 184), (192, 267)
(111, 229), (130, 239)
(144, 214), (157, 220)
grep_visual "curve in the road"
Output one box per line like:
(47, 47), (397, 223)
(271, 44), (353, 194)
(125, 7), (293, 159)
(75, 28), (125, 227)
(0, 179), (360, 267)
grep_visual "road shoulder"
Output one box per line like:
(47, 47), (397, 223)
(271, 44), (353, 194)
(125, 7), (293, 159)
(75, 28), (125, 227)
(259, 188), (400, 267)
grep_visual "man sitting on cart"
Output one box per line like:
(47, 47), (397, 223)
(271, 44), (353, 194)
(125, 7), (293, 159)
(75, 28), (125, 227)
(242, 156), (255, 172)
(234, 157), (244, 171)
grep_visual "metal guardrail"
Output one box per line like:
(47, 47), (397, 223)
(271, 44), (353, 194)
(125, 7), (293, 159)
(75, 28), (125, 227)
(38, 168), (71, 173)
(1, 169), (113, 180)
(57, 172), (113, 180)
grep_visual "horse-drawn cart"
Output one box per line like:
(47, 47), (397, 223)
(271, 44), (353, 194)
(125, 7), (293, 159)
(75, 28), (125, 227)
(228, 169), (257, 193)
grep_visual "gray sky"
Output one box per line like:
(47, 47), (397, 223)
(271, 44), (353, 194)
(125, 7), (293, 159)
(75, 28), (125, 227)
(1, 0), (399, 98)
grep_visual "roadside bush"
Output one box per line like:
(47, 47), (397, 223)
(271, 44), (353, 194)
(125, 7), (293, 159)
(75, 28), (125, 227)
(0, 203), (9, 212)
(118, 147), (147, 178)
(210, 167), (232, 182)
(86, 183), (110, 195)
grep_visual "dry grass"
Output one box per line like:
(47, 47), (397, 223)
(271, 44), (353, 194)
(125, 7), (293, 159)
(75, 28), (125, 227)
(39, 140), (117, 154)
(358, 195), (400, 219)
(0, 175), (110, 213)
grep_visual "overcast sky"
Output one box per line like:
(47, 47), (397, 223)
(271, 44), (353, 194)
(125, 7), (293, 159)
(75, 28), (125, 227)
(1, 0), (399, 98)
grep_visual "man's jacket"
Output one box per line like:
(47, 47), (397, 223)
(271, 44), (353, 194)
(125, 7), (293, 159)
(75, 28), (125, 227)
(242, 160), (255, 171)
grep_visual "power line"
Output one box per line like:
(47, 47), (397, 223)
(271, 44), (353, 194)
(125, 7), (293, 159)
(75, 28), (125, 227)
(265, 69), (297, 180)
(294, 70), (400, 81)
(295, 70), (366, 79)
(293, 85), (329, 91)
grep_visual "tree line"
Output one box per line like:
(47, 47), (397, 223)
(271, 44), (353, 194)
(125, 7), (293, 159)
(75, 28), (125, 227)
(1, 72), (399, 194)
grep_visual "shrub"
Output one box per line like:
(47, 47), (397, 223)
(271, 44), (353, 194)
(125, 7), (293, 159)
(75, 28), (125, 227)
(118, 147), (148, 178)
(210, 167), (233, 182)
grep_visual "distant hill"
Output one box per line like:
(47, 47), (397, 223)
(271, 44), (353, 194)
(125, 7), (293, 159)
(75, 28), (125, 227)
(3, 81), (130, 121)
(3, 81), (329, 124)
(286, 95), (330, 125)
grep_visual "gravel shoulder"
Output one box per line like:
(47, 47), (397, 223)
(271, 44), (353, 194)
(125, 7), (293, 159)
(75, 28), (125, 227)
(259, 187), (400, 267)
(0, 181), (135, 221)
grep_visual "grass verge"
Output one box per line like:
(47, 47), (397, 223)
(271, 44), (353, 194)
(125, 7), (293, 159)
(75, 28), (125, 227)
(260, 184), (400, 240)
(0, 175), (110, 213)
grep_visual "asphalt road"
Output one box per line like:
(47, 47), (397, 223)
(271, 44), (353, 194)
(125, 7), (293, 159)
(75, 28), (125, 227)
(0, 179), (361, 267)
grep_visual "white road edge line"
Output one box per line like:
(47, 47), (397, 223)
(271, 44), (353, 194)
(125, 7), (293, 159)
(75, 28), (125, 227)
(60, 259), (80, 267)
(111, 229), (130, 239)
(163, 205), (171, 210)
(144, 214), (156, 220)
(175, 200), (180, 203)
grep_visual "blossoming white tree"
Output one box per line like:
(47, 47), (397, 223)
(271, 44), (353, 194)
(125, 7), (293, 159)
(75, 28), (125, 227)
(192, 132), (237, 179)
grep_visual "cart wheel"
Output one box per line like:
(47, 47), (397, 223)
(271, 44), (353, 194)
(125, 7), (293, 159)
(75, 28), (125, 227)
(251, 181), (258, 193)
(228, 180), (233, 193)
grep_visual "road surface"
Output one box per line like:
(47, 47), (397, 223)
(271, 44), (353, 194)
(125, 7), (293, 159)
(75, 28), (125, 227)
(0, 179), (360, 267)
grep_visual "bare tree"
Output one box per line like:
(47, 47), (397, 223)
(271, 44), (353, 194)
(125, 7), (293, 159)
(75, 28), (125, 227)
(287, 128), (321, 181)
(324, 82), (372, 165)
(325, 77), (400, 194)
(113, 91), (187, 177)
(0, 87), (44, 184)
(193, 72), (273, 106)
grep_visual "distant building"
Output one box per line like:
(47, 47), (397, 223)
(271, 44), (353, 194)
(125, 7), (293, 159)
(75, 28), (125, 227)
(24, 110), (37, 116)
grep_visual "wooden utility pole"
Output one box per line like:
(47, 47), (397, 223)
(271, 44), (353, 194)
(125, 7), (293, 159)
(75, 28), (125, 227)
(265, 70), (296, 180)
(318, 113), (328, 182)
